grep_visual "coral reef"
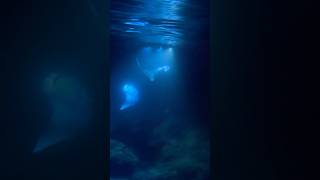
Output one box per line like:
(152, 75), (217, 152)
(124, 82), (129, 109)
(110, 139), (139, 178)
(132, 119), (210, 180)
(110, 117), (210, 180)
(110, 139), (139, 166)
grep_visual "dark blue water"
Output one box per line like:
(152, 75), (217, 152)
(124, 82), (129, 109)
(111, 0), (209, 46)
(110, 0), (210, 179)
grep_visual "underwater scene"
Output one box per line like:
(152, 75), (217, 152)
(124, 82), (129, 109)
(110, 0), (210, 179)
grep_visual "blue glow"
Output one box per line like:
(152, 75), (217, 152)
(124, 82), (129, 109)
(111, 0), (187, 46)
(120, 84), (139, 111)
(156, 47), (163, 52)
(142, 46), (152, 53)
(33, 134), (69, 153)
(125, 29), (141, 33)
(157, 65), (170, 72)
(124, 21), (149, 26)
(136, 47), (174, 82)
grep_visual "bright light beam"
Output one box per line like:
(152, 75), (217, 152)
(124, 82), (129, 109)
(136, 46), (174, 82)
(120, 84), (139, 110)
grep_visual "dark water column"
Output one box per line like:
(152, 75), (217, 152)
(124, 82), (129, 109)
(0, 0), (109, 179)
(211, 0), (269, 179)
(212, 0), (317, 179)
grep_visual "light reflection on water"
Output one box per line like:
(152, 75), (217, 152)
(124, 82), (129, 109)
(111, 0), (208, 46)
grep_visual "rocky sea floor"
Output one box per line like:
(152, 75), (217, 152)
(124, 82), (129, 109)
(110, 116), (210, 180)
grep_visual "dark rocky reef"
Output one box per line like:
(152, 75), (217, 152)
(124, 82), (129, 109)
(110, 139), (139, 178)
(110, 116), (210, 180)
(132, 118), (210, 180)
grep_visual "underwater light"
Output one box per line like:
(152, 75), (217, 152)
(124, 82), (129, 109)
(136, 46), (174, 82)
(120, 84), (139, 111)
(142, 47), (152, 54)
(165, 47), (174, 58)
(156, 47), (163, 52)
(157, 65), (170, 72)
(125, 30), (141, 33)
(124, 21), (148, 26)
